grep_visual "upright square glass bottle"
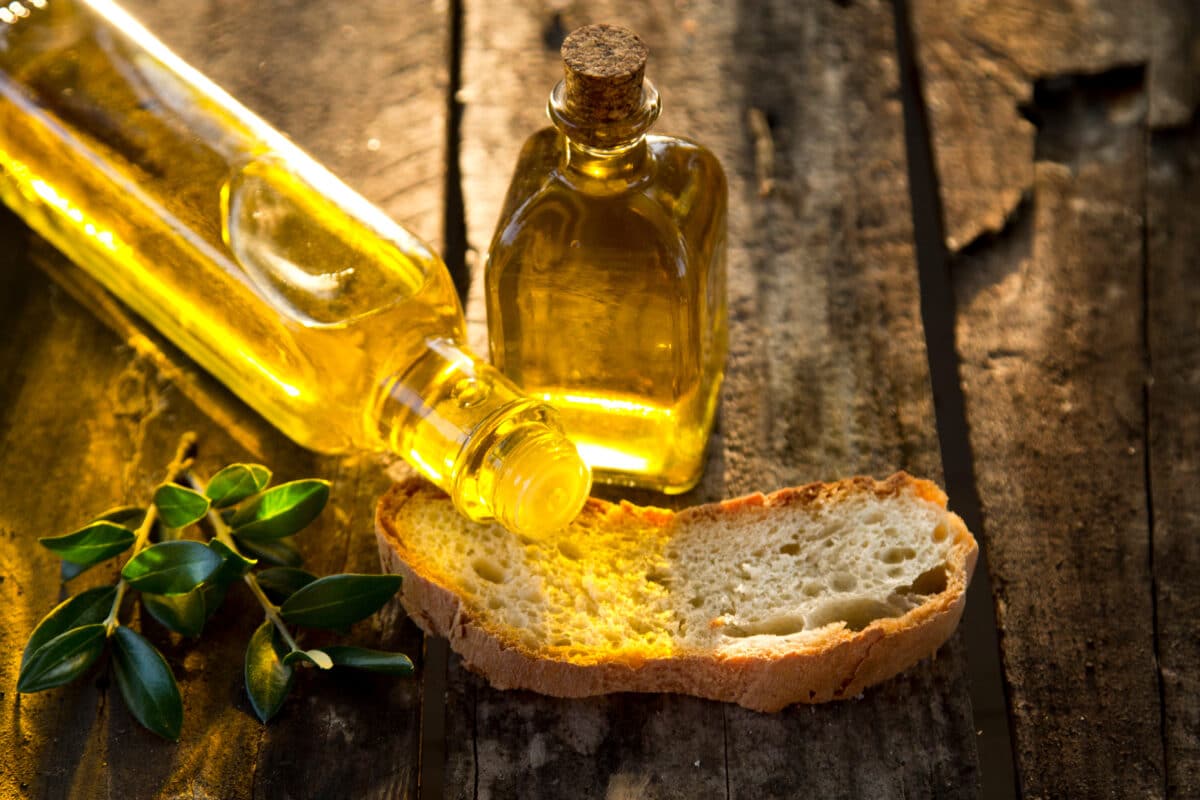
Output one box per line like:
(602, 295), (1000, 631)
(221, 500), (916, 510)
(485, 24), (728, 494)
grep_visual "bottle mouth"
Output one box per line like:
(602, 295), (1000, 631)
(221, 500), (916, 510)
(491, 428), (592, 536)
(547, 78), (661, 150)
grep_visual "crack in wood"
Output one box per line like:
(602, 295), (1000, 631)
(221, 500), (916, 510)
(893, 2), (1018, 796)
(721, 705), (730, 800)
(1146, 115), (1200, 796)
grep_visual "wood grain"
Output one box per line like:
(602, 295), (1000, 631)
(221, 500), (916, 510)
(0, 1), (447, 797)
(455, 0), (978, 797)
(948, 75), (1164, 797)
(1148, 120), (1200, 797)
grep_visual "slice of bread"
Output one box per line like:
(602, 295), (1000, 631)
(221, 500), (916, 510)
(375, 473), (977, 711)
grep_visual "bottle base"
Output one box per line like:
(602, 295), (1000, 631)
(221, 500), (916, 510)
(526, 389), (711, 497)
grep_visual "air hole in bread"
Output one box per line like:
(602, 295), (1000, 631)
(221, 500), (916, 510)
(806, 598), (899, 632)
(903, 564), (948, 596)
(779, 542), (801, 556)
(881, 546), (916, 564)
(931, 523), (948, 543)
(688, 596), (705, 608)
(471, 557), (506, 584)
(802, 582), (823, 597)
(558, 540), (582, 560)
(724, 614), (807, 637)
(831, 572), (856, 592)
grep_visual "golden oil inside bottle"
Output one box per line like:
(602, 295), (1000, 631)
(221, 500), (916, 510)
(486, 25), (728, 494)
(0, 0), (590, 533)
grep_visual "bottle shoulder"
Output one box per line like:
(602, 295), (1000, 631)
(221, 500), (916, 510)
(646, 135), (728, 192)
(504, 129), (726, 199)
(495, 131), (725, 220)
(488, 182), (689, 281)
(487, 129), (726, 286)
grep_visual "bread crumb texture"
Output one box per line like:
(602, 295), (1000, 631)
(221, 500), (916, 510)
(381, 474), (966, 668)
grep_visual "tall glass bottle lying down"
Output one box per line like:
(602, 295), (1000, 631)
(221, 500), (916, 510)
(0, 0), (592, 535)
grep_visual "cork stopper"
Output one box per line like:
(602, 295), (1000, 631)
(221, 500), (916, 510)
(561, 24), (649, 122)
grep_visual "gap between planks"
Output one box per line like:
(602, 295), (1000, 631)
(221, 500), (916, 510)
(891, 1), (1019, 797)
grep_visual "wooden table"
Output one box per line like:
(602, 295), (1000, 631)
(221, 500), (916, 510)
(1, 1), (1195, 797)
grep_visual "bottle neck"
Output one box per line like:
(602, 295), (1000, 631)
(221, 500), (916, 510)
(374, 338), (591, 535)
(548, 77), (661, 185)
(561, 136), (649, 182)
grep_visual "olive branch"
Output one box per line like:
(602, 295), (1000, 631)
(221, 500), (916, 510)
(17, 433), (412, 740)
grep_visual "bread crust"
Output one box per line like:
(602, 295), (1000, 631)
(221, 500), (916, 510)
(375, 473), (977, 712)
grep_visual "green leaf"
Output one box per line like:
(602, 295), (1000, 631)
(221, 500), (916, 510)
(153, 483), (211, 529)
(230, 480), (330, 541)
(96, 505), (149, 529)
(17, 624), (107, 693)
(20, 585), (115, 691)
(255, 567), (317, 603)
(207, 540), (256, 583)
(282, 648), (333, 670)
(323, 646), (415, 676)
(39, 522), (135, 566)
(121, 541), (222, 595)
(280, 574), (402, 629)
(111, 626), (183, 741)
(233, 535), (303, 567)
(205, 463), (271, 508)
(244, 620), (294, 722)
(22, 586), (116, 667)
(143, 589), (206, 637)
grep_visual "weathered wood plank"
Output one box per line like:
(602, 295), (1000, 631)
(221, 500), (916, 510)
(947, 73), (1163, 796)
(0, 1), (448, 797)
(1148, 119), (1200, 797)
(912, 3), (1200, 795)
(911, 0), (1198, 251)
(456, 1), (978, 797)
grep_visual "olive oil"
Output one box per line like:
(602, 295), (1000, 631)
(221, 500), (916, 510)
(0, 0), (591, 534)
(486, 25), (728, 493)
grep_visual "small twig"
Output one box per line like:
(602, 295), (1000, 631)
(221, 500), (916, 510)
(104, 432), (198, 634)
(188, 470), (302, 655)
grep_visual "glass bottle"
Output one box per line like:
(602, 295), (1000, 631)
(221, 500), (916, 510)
(0, 0), (592, 535)
(485, 24), (728, 494)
